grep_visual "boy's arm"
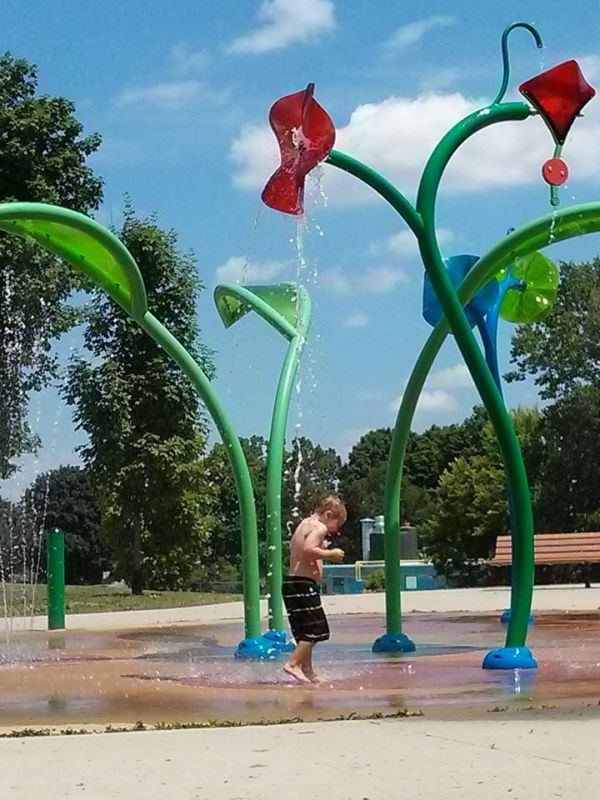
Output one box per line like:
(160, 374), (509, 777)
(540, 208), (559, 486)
(303, 525), (331, 560)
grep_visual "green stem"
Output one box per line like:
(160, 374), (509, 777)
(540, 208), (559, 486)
(325, 150), (421, 633)
(326, 151), (424, 238)
(492, 22), (543, 105)
(266, 331), (307, 631)
(416, 102), (534, 648)
(141, 311), (261, 639)
(387, 202), (600, 642)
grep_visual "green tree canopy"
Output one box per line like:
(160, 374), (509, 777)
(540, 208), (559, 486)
(507, 258), (600, 400)
(25, 465), (110, 584)
(0, 53), (103, 477)
(421, 408), (543, 581)
(64, 208), (214, 593)
(202, 435), (341, 580)
(338, 410), (488, 560)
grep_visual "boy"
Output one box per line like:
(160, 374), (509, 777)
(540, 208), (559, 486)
(282, 495), (346, 684)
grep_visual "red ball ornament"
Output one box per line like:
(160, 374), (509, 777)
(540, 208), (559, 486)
(542, 157), (569, 186)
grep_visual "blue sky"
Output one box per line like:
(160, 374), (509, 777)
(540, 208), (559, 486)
(3, 0), (600, 495)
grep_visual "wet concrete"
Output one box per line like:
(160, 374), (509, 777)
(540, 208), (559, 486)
(1, 611), (600, 728)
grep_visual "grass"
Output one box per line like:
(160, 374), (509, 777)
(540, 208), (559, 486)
(0, 709), (423, 738)
(0, 583), (241, 616)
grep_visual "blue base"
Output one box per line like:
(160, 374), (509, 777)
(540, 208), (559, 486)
(234, 636), (278, 661)
(482, 646), (538, 670)
(500, 608), (534, 625)
(372, 632), (416, 654)
(260, 630), (295, 654)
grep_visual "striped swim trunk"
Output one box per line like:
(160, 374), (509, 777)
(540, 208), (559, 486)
(282, 576), (330, 643)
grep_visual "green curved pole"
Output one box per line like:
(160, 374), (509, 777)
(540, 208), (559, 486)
(266, 315), (311, 631)
(325, 150), (424, 635)
(327, 104), (532, 642)
(415, 102), (534, 649)
(139, 311), (262, 639)
(0, 203), (263, 643)
(386, 201), (600, 638)
(327, 151), (424, 238)
(492, 22), (543, 105)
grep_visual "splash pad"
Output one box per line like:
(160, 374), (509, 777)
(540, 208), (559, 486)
(3, 605), (600, 729)
(2, 21), (600, 727)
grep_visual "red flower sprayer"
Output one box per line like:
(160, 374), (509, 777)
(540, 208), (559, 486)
(261, 83), (335, 216)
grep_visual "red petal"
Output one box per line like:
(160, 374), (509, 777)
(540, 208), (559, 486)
(261, 166), (304, 216)
(262, 84), (335, 215)
(519, 60), (596, 144)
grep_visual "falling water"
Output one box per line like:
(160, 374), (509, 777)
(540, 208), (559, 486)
(548, 210), (558, 245)
(538, 43), (546, 73)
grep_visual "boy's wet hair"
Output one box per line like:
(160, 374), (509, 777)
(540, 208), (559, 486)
(314, 495), (347, 522)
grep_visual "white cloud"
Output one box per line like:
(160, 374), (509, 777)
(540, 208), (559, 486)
(320, 264), (407, 295)
(116, 80), (203, 109)
(390, 388), (457, 416)
(230, 86), (600, 206)
(384, 15), (455, 50)
(388, 364), (475, 420)
(227, 0), (335, 54)
(335, 426), (370, 459)
(170, 43), (210, 76)
(579, 55), (600, 82)
(427, 364), (472, 390)
(371, 228), (454, 259)
(418, 67), (461, 92)
(344, 310), (369, 329)
(215, 256), (286, 283)
(418, 389), (458, 412)
(230, 124), (278, 190)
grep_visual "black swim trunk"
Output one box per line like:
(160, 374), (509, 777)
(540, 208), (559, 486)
(282, 576), (330, 643)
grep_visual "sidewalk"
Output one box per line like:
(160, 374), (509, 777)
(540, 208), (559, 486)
(3, 584), (599, 633)
(1, 715), (598, 799)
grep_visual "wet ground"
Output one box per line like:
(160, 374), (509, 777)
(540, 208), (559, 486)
(1, 611), (600, 728)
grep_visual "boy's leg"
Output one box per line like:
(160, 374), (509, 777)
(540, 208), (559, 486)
(283, 641), (312, 683)
(301, 643), (324, 683)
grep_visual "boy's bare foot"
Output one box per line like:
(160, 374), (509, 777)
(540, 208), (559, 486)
(283, 663), (311, 684)
(307, 673), (325, 685)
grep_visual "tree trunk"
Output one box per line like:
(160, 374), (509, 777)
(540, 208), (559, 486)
(130, 513), (144, 595)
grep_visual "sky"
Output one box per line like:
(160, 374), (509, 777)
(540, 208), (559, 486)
(3, 0), (600, 496)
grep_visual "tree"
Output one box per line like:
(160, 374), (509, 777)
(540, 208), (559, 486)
(338, 410), (488, 560)
(507, 257), (600, 532)
(534, 386), (600, 532)
(507, 258), (600, 400)
(420, 453), (507, 582)
(25, 465), (110, 584)
(282, 436), (342, 526)
(201, 435), (341, 582)
(0, 53), (103, 477)
(420, 408), (543, 583)
(64, 209), (215, 593)
(202, 436), (267, 580)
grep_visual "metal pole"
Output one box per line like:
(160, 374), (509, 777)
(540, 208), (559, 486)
(140, 312), (262, 641)
(47, 528), (65, 631)
(266, 335), (303, 631)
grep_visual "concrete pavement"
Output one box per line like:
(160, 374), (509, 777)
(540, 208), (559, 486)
(1, 715), (597, 799)
(3, 583), (599, 632)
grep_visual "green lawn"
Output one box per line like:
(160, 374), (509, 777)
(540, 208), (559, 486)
(0, 584), (241, 615)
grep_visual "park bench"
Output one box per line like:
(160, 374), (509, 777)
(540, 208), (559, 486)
(489, 532), (600, 587)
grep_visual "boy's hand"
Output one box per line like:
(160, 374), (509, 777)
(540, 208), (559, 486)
(328, 548), (345, 563)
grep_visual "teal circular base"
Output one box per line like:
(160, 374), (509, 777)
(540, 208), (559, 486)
(372, 633), (416, 654)
(261, 630), (295, 654)
(234, 637), (278, 661)
(482, 646), (538, 670)
(500, 609), (534, 625)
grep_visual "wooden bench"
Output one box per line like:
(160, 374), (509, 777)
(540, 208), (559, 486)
(489, 532), (600, 587)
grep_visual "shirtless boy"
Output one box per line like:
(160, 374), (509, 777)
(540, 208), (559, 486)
(281, 495), (346, 684)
